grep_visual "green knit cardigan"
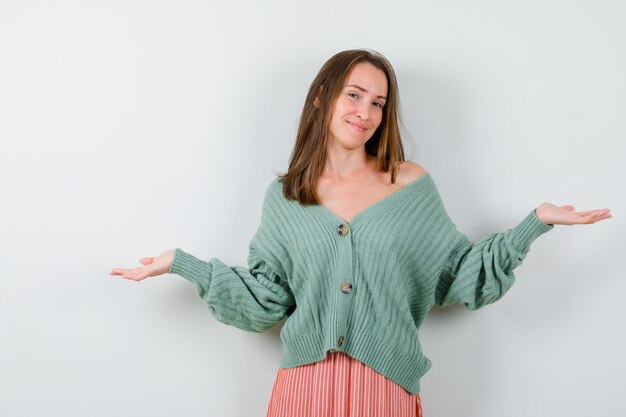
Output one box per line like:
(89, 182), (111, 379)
(169, 172), (554, 394)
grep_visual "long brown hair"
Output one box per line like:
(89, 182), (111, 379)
(278, 49), (407, 205)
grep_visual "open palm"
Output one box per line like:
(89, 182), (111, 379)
(535, 203), (612, 226)
(110, 249), (175, 281)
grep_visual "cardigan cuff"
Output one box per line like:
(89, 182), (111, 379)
(507, 209), (555, 255)
(168, 247), (213, 288)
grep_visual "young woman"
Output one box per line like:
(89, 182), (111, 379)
(110, 49), (612, 417)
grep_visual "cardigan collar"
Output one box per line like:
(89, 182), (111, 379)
(304, 172), (434, 229)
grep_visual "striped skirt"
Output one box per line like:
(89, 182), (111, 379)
(266, 350), (423, 417)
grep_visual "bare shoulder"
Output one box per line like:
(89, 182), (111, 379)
(396, 161), (428, 185)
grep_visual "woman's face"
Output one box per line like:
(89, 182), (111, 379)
(327, 62), (388, 150)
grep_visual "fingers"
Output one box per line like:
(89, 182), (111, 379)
(564, 205), (611, 220)
(593, 210), (613, 222)
(109, 256), (156, 281)
(576, 209), (612, 224)
(109, 267), (152, 281)
(575, 208), (610, 217)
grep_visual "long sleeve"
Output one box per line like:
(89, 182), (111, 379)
(435, 209), (554, 310)
(168, 242), (296, 332)
(167, 179), (296, 332)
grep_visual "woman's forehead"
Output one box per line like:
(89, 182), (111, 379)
(344, 63), (388, 96)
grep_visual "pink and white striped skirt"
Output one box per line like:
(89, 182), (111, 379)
(266, 350), (424, 417)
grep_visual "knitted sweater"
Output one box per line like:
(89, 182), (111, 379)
(168, 172), (554, 394)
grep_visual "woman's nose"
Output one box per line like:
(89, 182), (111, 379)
(356, 103), (370, 120)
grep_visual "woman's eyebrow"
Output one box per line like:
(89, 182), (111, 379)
(345, 84), (387, 100)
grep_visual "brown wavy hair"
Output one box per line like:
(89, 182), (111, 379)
(278, 49), (407, 205)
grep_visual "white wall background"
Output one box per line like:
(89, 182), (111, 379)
(1, 1), (624, 416)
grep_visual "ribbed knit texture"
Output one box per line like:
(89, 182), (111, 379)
(168, 172), (554, 394)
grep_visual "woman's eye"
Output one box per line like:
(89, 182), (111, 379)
(373, 102), (383, 108)
(348, 92), (359, 99)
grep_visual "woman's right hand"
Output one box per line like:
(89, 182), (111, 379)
(110, 249), (175, 281)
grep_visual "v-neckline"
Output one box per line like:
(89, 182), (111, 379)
(310, 172), (433, 227)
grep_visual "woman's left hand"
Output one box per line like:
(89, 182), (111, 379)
(535, 203), (612, 226)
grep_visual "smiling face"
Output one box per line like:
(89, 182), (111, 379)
(327, 62), (388, 150)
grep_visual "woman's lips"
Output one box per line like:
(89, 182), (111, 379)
(347, 121), (367, 132)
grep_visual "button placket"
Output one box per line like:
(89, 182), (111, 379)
(332, 222), (353, 351)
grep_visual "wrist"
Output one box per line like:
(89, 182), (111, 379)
(535, 204), (551, 225)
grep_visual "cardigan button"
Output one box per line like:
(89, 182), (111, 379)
(338, 223), (350, 236)
(337, 336), (344, 347)
(340, 282), (353, 294)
